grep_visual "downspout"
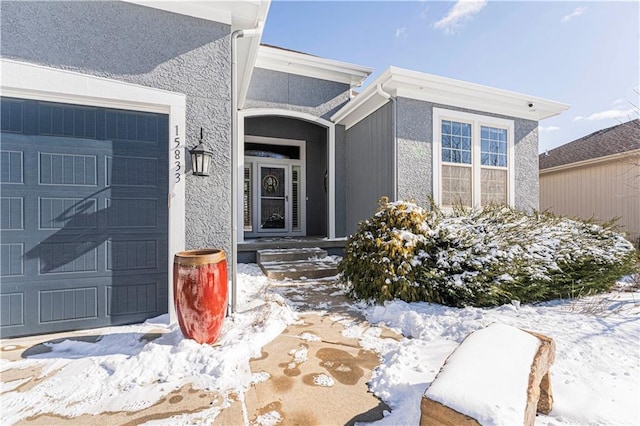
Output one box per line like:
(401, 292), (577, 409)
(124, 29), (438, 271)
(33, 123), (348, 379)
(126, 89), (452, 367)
(231, 24), (262, 314)
(376, 84), (398, 200)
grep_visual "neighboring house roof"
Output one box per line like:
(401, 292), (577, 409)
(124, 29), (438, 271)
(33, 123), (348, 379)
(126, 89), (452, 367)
(331, 66), (570, 129)
(254, 44), (372, 88)
(539, 119), (640, 171)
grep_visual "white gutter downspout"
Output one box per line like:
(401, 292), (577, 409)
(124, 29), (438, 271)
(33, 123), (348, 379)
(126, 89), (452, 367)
(376, 84), (398, 200)
(231, 24), (262, 314)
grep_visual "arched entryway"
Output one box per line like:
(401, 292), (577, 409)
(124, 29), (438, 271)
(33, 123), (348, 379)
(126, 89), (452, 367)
(237, 109), (336, 242)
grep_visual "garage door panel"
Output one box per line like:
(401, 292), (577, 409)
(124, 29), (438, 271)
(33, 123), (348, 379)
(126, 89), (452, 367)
(39, 197), (98, 229)
(106, 110), (162, 144)
(0, 243), (25, 277)
(39, 152), (98, 186)
(36, 240), (100, 274)
(0, 150), (24, 183)
(1, 98), (24, 133)
(107, 239), (158, 271)
(0, 292), (24, 327)
(40, 286), (98, 323)
(107, 281), (159, 317)
(106, 198), (159, 228)
(1, 196), (24, 230)
(1, 97), (169, 338)
(107, 155), (158, 187)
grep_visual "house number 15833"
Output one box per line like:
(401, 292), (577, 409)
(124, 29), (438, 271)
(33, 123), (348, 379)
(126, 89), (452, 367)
(174, 125), (181, 183)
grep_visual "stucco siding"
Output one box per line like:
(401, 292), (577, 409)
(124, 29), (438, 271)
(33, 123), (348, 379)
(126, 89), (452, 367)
(513, 120), (540, 210)
(344, 102), (394, 235)
(1, 1), (233, 254)
(245, 68), (351, 120)
(396, 98), (433, 206)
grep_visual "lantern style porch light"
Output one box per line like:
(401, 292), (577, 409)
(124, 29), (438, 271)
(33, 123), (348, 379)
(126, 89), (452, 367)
(189, 127), (214, 176)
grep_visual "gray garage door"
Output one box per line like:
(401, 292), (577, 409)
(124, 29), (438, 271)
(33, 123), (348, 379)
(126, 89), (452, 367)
(0, 97), (168, 338)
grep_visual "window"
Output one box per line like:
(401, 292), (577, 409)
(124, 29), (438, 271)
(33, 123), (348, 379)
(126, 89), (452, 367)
(433, 108), (514, 208)
(480, 126), (508, 205)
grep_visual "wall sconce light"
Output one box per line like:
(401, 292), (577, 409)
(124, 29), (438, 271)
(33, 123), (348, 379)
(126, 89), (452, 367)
(189, 127), (214, 176)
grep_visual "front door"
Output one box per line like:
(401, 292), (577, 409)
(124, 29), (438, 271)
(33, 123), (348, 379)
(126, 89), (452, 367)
(258, 164), (288, 233)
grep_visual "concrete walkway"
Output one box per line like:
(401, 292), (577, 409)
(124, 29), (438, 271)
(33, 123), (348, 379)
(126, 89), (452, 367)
(1, 278), (400, 425)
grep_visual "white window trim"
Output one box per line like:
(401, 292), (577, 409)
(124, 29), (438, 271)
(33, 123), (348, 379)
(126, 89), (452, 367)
(433, 107), (515, 209)
(1, 59), (186, 323)
(244, 135), (307, 238)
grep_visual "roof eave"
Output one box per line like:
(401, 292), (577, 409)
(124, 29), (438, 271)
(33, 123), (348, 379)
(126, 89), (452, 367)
(332, 66), (570, 128)
(540, 148), (640, 174)
(255, 45), (373, 87)
(122, 0), (268, 30)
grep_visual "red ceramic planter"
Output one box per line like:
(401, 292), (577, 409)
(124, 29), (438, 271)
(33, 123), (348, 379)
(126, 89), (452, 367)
(173, 249), (228, 344)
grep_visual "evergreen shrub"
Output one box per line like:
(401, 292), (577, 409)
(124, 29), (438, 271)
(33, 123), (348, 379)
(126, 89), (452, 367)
(339, 199), (638, 307)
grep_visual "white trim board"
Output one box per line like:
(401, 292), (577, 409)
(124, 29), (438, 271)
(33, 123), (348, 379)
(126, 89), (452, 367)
(332, 66), (570, 129)
(256, 45), (372, 87)
(238, 108), (336, 241)
(1, 58), (186, 323)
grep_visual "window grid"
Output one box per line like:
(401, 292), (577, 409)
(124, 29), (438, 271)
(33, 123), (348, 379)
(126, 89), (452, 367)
(480, 126), (507, 167)
(441, 120), (472, 165)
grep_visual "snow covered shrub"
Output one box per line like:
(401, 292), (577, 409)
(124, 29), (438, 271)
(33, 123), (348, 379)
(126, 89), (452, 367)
(339, 200), (638, 307)
(338, 198), (435, 302)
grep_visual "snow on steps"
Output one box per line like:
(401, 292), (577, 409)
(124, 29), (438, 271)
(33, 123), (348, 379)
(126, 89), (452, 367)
(257, 248), (339, 280)
(420, 323), (555, 426)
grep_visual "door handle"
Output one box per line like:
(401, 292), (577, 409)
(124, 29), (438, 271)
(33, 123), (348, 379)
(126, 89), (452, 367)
(285, 195), (289, 202)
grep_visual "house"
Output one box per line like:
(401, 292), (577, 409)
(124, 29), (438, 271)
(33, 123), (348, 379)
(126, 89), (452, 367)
(0, 0), (568, 338)
(539, 119), (640, 246)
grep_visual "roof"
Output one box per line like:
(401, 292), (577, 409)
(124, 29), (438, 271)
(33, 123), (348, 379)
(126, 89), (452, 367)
(254, 44), (372, 87)
(331, 66), (570, 129)
(539, 119), (640, 170)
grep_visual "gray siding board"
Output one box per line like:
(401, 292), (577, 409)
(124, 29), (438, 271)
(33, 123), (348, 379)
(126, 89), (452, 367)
(244, 117), (328, 236)
(245, 68), (351, 120)
(1, 1), (233, 255)
(345, 102), (394, 235)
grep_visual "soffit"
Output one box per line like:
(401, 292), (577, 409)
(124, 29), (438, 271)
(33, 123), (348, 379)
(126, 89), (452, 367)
(332, 67), (570, 129)
(255, 45), (373, 87)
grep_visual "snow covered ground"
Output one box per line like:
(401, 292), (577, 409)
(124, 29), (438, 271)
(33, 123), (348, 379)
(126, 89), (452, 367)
(1, 265), (638, 425)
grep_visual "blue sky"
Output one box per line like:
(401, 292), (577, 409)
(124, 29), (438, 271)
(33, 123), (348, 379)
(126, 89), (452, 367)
(261, 1), (640, 152)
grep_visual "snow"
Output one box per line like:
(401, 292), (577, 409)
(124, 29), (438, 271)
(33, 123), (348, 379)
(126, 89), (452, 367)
(361, 289), (640, 425)
(0, 264), (297, 424)
(423, 322), (541, 425)
(253, 410), (282, 426)
(1, 263), (638, 425)
(312, 374), (335, 387)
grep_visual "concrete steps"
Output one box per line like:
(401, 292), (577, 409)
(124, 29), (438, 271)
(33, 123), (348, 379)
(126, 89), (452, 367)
(257, 248), (339, 280)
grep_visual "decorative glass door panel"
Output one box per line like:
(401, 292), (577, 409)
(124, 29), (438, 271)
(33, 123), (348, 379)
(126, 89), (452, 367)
(259, 165), (287, 231)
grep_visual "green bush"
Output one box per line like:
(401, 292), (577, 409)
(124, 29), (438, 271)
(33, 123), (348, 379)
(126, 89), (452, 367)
(339, 199), (638, 307)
